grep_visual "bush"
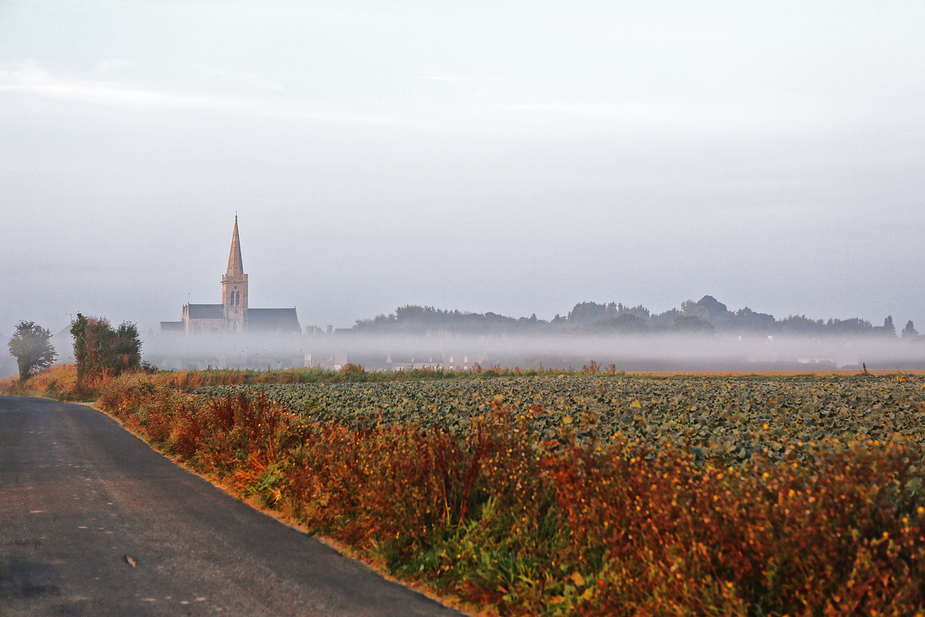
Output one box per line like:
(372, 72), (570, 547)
(71, 313), (142, 388)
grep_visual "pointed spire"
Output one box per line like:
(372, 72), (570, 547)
(226, 216), (244, 277)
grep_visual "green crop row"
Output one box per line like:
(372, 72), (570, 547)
(195, 374), (925, 464)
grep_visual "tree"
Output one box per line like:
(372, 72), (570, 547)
(733, 307), (777, 333)
(580, 313), (649, 334)
(8, 321), (57, 381)
(902, 320), (919, 339)
(617, 303), (651, 320)
(693, 296), (730, 322)
(671, 315), (715, 334)
(826, 317), (873, 336)
(567, 302), (614, 325)
(874, 316), (897, 337)
(71, 313), (89, 383)
(649, 308), (682, 330)
(778, 315), (826, 336)
(71, 313), (142, 385)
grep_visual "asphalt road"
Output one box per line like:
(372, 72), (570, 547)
(0, 396), (469, 617)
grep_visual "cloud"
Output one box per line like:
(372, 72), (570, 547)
(0, 63), (222, 110)
(417, 75), (465, 83)
(93, 58), (132, 74)
(0, 63), (451, 130)
(188, 62), (284, 91)
(488, 98), (869, 137)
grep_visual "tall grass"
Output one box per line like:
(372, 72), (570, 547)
(0, 363), (93, 400)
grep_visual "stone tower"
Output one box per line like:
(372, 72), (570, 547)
(222, 216), (248, 332)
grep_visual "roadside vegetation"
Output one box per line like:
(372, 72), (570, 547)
(0, 361), (571, 400)
(7, 361), (925, 616)
(3, 313), (146, 399)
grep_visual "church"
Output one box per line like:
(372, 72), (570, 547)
(161, 217), (301, 335)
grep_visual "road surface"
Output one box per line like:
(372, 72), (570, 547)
(0, 396), (469, 616)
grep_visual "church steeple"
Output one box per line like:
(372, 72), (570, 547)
(222, 216), (248, 331)
(226, 215), (244, 277)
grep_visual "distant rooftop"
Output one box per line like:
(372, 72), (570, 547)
(248, 308), (301, 333)
(187, 304), (225, 319)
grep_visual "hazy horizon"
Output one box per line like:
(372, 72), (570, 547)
(2, 2), (924, 374)
(138, 330), (925, 374)
(6, 299), (925, 378)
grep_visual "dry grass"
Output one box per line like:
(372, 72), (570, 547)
(0, 363), (82, 398)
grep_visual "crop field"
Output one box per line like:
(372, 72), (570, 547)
(195, 374), (925, 463)
(92, 371), (925, 616)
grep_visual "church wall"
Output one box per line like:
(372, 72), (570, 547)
(186, 318), (227, 335)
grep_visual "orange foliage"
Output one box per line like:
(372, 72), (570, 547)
(93, 375), (925, 616)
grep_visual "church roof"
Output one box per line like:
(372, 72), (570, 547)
(188, 304), (225, 319)
(248, 308), (301, 333)
(226, 215), (244, 277)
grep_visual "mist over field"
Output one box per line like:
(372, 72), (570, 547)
(140, 331), (925, 373)
(6, 293), (923, 379)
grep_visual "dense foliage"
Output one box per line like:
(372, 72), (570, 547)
(97, 372), (925, 616)
(7, 320), (57, 381)
(70, 313), (143, 387)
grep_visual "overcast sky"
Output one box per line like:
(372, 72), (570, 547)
(2, 1), (924, 353)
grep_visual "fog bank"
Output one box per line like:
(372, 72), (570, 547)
(141, 332), (925, 373)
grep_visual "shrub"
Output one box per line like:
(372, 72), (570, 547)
(71, 313), (142, 387)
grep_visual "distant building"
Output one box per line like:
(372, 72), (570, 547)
(161, 217), (301, 335)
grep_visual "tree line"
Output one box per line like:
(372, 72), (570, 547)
(354, 296), (922, 339)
